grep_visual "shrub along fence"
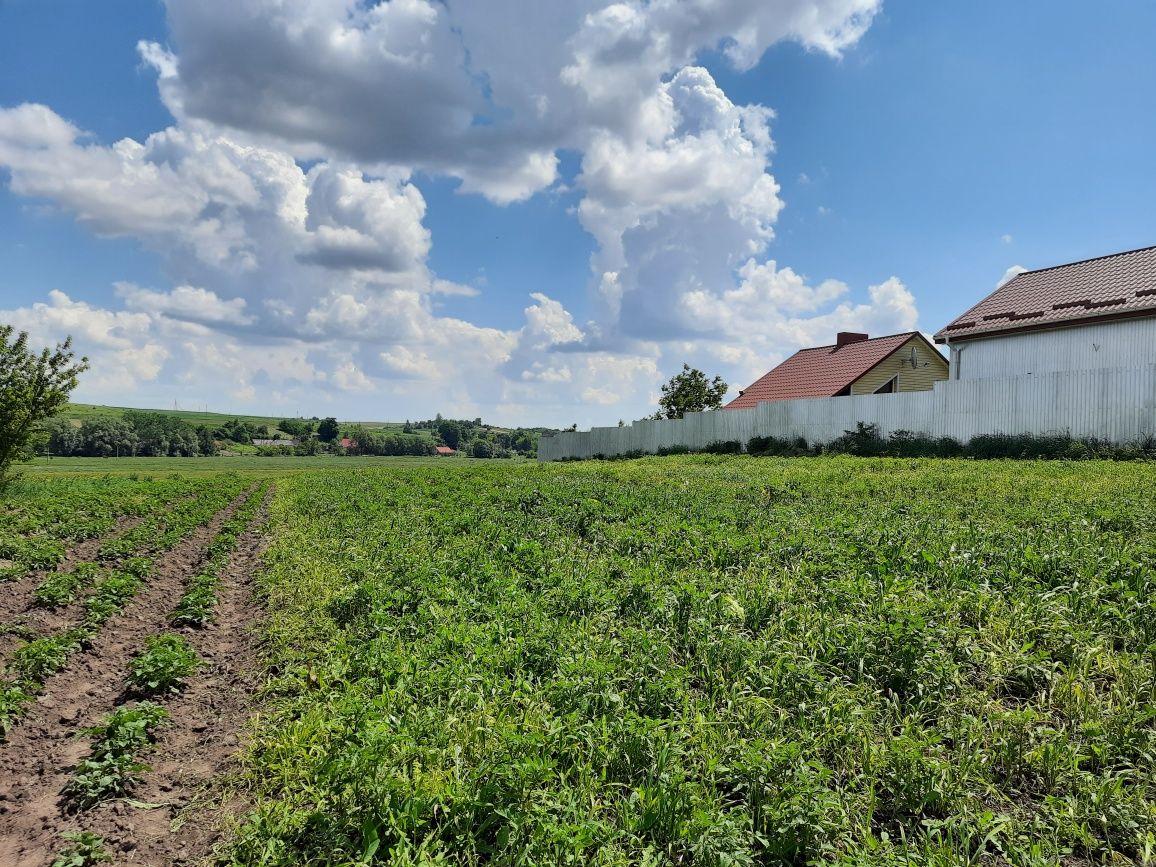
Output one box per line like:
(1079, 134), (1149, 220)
(540, 365), (1156, 461)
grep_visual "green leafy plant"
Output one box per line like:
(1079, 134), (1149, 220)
(8, 628), (87, 681)
(61, 702), (168, 810)
(35, 563), (104, 608)
(127, 634), (201, 695)
(51, 831), (113, 867)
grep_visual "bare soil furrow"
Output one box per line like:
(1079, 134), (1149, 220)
(80, 486), (273, 866)
(0, 516), (146, 660)
(0, 487), (257, 867)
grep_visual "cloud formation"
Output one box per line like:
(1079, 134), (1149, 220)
(0, 0), (926, 426)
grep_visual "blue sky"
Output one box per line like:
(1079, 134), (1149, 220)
(1, 1), (1154, 425)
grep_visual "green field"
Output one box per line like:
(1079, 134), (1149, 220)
(22, 455), (463, 475)
(2, 456), (1155, 865)
(60, 402), (426, 434)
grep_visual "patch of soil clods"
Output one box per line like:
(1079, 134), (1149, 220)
(0, 487), (257, 867)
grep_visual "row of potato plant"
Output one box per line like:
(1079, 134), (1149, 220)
(51, 485), (269, 847)
(58, 634), (203, 813)
(0, 475), (203, 577)
(229, 457), (1155, 867)
(60, 701), (169, 811)
(171, 481), (269, 626)
(0, 477), (249, 735)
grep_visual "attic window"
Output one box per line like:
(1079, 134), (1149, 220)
(873, 376), (897, 394)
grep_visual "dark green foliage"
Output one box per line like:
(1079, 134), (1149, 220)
(343, 427), (437, 457)
(747, 434), (810, 456)
(654, 364), (729, 419)
(127, 634), (200, 695)
(51, 832), (113, 867)
(61, 702), (167, 810)
(0, 325), (88, 490)
(701, 440), (742, 454)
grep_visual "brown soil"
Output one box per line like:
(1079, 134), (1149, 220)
(0, 516), (146, 660)
(0, 486), (264, 867)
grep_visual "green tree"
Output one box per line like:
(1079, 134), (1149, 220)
(0, 326), (88, 489)
(280, 418), (314, 438)
(317, 417), (340, 442)
(654, 364), (728, 420)
(78, 418), (137, 457)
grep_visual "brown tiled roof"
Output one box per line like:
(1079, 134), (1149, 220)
(935, 245), (1156, 342)
(724, 332), (924, 409)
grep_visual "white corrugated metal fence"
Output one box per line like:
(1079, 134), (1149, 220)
(539, 365), (1156, 460)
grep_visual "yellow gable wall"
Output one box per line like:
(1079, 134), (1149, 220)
(850, 336), (950, 395)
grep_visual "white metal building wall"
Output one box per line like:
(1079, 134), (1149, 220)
(947, 318), (1156, 381)
(538, 364), (1156, 460)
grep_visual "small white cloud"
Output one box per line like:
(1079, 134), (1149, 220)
(817, 205), (832, 217)
(998, 265), (1027, 287)
(1001, 234), (1013, 245)
(797, 172), (812, 185)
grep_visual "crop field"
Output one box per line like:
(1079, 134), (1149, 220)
(1, 457), (1154, 866)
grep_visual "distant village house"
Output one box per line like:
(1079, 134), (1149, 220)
(725, 331), (949, 410)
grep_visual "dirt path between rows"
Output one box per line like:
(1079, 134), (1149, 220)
(0, 515), (146, 660)
(0, 486), (258, 867)
(81, 486), (273, 866)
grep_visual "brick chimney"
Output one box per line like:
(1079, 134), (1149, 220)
(836, 331), (869, 348)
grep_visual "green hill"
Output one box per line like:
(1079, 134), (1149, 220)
(60, 404), (427, 436)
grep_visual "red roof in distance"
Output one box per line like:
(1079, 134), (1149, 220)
(435, 445), (456, 455)
(725, 332), (929, 410)
(935, 244), (1156, 342)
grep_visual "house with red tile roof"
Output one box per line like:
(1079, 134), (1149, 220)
(935, 245), (1156, 380)
(435, 445), (456, 456)
(725, 331), (949, 410)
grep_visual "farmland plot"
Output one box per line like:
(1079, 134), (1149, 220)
(233, 458), (1156, 866)
(0, 474), (271, 867)
(1, 457), (1154, 867)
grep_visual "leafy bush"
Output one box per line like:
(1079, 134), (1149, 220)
(826, 421), (888, 456)
(701, 440), (742, 454)
(747, 434), (809, 456)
